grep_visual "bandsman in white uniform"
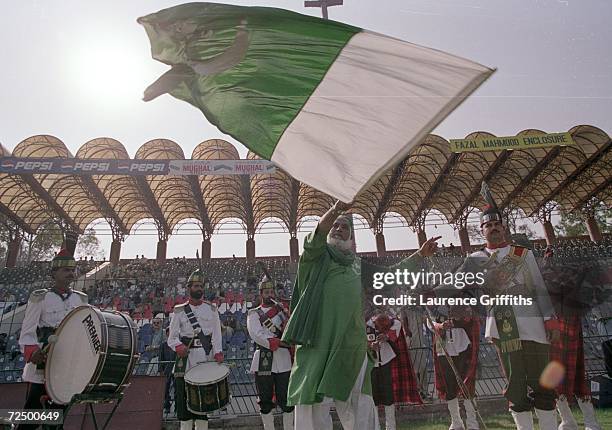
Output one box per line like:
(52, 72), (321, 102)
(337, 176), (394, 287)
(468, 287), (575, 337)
(467, 203), (558, 430)
(247, 277), (294, 430)
(18, 249), (88, 429)
(167, 269), (223, 430)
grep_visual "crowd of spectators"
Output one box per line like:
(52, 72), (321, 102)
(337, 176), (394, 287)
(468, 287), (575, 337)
(0, 237), (610, 409)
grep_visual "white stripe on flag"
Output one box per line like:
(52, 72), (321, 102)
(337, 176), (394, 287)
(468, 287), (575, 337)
(271, 31), (493, 202)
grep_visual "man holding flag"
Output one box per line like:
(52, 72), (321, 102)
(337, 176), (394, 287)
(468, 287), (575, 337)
(280, 200), (439, 429)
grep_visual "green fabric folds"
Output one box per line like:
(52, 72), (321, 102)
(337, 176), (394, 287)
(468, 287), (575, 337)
(282, 232), (355, 347)
(138, 2), (360, 159)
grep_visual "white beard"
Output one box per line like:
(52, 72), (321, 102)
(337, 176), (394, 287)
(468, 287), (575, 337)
(327, 236), (353, 253)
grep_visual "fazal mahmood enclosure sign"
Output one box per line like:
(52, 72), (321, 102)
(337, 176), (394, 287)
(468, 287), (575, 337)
(450, 132), (575, 153)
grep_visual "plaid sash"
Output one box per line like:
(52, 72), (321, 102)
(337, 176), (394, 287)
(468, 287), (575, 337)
(256, 305), (288, 337)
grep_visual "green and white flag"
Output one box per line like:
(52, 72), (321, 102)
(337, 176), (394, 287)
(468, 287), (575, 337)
(139, 2), (494, 202)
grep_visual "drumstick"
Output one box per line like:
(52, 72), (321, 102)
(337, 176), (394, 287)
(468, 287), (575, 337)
(41, 335), (58, 354)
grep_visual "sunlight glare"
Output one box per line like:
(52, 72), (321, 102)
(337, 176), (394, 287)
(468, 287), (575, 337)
(70, 39), (150, 107)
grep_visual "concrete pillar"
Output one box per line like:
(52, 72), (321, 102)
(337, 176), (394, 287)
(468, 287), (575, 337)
(246, 238), (255, 263)
(5, 235), (22, 268)
(109, 240), (122, 264)
(417, 229), (427, 247)
(289, 237), (299, 262)
(542, 220), (556, 245)
(585, 216), (603, 242)
(156, 240), (167, 263)
(201, 238), (211, 261)
(458, 227), (471, 253)
(375, 232), (386, 256)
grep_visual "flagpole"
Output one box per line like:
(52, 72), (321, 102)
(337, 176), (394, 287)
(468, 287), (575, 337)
(304, 0), (343, 20)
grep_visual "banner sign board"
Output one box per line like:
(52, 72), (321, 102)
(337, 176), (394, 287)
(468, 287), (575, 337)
(168, 160), (276, 175)
(0, 158), (276, 176)
(449, 132), (575, 153)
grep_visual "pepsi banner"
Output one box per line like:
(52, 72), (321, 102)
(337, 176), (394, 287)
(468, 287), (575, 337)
(0, 158), (276, 176)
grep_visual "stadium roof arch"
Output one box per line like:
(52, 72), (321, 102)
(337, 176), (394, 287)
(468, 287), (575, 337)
(0, 125), (609, 247)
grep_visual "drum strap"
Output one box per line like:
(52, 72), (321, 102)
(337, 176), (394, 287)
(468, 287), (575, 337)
(184, 304), (213, 354)
(256, 306), (287, 337)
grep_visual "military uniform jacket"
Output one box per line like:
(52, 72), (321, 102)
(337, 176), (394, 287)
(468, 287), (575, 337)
(470, 245), (554, 344)
(18, 288), (88, 384)
(167, 300), (222, 372)
(247, 305), (292, 373)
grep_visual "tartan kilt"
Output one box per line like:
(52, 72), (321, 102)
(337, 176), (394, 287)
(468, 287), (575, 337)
(548, 315), (590, 399)
(391, 327), (423, 405)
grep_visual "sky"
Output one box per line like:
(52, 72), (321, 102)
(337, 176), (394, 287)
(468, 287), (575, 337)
(1, 0), (611, 259)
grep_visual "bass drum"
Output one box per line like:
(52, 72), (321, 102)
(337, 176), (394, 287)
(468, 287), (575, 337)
(45, 305), (138, 405)
(184, 362), (230, 415)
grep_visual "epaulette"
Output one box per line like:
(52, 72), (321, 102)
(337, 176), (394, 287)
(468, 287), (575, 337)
(29, 289), (48, 303)
(173, 302), (188, 313)
(73, 290), (88, 303)
(247, 306), (260, 315)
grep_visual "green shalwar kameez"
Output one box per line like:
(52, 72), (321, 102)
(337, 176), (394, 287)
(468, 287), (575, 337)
(283, 229), (422, 406)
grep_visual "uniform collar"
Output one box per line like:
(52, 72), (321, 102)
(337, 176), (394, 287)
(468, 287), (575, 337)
(51, 287), (71, 300)
(188, 298), (203, 306)
(486, 241), (509, 251)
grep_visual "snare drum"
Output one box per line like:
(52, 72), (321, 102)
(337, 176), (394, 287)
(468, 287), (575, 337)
(184, 362), (230, 414)
(45, 306), (138, 404)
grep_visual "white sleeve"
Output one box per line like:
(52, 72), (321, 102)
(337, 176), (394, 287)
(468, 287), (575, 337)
(212, 309), (222, 355)
(391, 319), (402, 337)
(167, 311), (182, 351)
(527, 251), (555, 320)
(18, 298), (43, 350)
(247, 311), (271, 349)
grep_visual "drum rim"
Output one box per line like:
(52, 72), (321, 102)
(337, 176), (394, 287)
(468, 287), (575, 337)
(184, 362), (230, 385)
(44, 305), (99, 404)
(109, 309), (139, 389)
(185, 379), (230, 415)
(83, 307), (139, 395)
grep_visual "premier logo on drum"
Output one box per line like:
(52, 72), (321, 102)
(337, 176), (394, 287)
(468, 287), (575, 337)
(82, 314), (102, 354)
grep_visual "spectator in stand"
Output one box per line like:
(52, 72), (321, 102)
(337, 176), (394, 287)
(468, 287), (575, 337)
(143, 303), (154, 320)
(132, 306), (143, 322)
